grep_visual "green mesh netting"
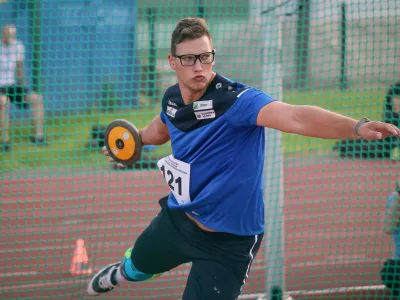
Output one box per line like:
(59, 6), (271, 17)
(1, 0), (399, 299)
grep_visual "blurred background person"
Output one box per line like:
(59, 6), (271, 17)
(384, 82), (400, 128)
(381, 182), (400, 297)
(0, 24), (45, 152)
(384, 82), (400, 160)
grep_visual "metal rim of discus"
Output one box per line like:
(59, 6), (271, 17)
(104, 119), (142, 166)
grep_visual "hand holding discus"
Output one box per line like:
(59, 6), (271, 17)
(103, 119), (143, 166)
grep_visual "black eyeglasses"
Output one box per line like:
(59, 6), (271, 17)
(173, 50), (215, 66)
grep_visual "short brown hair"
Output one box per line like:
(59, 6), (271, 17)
(170, 18), (212, 55)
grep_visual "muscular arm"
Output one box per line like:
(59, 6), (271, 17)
(256, 101), (359, 139)
(139, 115), (170, 145)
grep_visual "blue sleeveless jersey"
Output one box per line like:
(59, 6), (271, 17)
(158, 74), (275, 235)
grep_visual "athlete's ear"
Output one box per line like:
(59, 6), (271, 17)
(212, 49), (216, 66)
(168, 54), (176, 71)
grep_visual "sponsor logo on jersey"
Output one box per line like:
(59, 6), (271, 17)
(193, 100), (213, 111)
(195, 109), (215, 120)
(166, 106), (177, 117)
(168, 100), (177, 107)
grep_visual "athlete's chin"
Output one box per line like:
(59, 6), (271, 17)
(189, 81), (208, 92)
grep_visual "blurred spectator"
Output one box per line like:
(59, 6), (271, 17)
(381, 182), (400, 297)
(0, 24), (45, 152)
(384, 81), (400, 128)
(332, 82), (400, 159)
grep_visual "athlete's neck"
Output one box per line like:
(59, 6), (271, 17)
(180, 73), (216, 105)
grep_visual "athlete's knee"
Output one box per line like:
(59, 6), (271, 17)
(0, 95), (9, 108)
(381, 258), (400, 294)
(120, 247), (161, 282)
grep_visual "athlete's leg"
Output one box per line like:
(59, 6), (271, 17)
(182, 233), (263, 300)
(87, 196), (191, 296)
(183, 260), (244, 300)
(0, 94), (10, 150)
(25, 91), (45, 142)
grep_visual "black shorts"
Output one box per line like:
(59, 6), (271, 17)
(0, 86), (30, 109)
(131, 196), (264, 300)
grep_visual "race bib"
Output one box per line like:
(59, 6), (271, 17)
(157, 155), (191, 205)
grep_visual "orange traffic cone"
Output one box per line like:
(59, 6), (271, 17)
(69, 239), (93, 275)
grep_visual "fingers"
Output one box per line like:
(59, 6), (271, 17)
(379, 123), (400, 138)
(366, 122), (400, 140)
(102, 145), (110, 156)
(106, 150), (125, 169)
(103, 146), (115, 162)
(388, 124), (400, 137)
(391, 125), (400, 137)
(107, 152), (127, 169)
(112, 162), (126, 170)
(102, 145), (128, 169)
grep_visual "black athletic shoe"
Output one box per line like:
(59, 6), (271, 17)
(29, 136), (47, 145)
(87, 262), (120, 296)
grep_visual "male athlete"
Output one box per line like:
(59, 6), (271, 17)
(87, 18), (400, 299)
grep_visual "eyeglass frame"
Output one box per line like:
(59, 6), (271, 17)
(172, 50), (216, 66)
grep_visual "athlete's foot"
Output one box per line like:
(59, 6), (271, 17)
(87, 262), (120, 296)
(1, 141), (11, 152)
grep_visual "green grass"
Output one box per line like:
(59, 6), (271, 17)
(0, 89), (386, 172)
(1, 105), (172, 172)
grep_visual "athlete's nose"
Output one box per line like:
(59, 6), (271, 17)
(193, 58), (203, 71)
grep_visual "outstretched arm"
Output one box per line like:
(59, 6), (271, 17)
(256, 101), (400, 140)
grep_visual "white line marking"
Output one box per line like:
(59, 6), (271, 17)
(0, 273), (386, 298)
(289, 257), (382, 268)
(0, 264), (266, 289)
(0, 278), (87, 292)
(287, 284), (386, 296)
(0, 271), (37, 278)
(0, 242), (133, 253)
(1, 222), (150, 235)
(238, 285), (387, 299)
(238, 294), (266, 299)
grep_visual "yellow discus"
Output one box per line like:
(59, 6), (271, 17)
(104, 119), (142, 166)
